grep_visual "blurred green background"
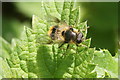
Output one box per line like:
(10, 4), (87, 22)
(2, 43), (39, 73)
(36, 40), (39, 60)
(2, 2), (118, 56)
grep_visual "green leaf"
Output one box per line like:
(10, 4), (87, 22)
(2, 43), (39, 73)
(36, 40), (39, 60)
(81, 38), (91, 47)
(54, 1), (64, 14)
(0, 37), (12, 79)
(1, 58), (13, 78)
(36, 45), (55, 78)
(44, 2), (61, 20)
(118, 49), (120, 79)
(69, 6), (80, 26)
(32, 15), (51, 44)
(54, 52), (74, 78)
(72, 48), (96, 78)
(93, 49), (118, 78)
(61, 1), (71, 24)
(0, 36), (11, 59)
(20, 27), (38, 78)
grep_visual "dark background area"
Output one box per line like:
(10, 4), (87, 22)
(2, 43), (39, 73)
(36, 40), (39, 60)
(2, 2), (118, 56)
(79, 2), (118, 56)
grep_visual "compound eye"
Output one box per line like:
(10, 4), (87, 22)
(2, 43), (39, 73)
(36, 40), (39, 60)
(62, 31), (65, 36)
(79, 33), (83, 38)
(76, 33), (83, 44)
(81, 33), (83, 37)
(76, 40), (82, 43)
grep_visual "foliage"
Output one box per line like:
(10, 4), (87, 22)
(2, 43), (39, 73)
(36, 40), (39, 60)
(0, 1), (118, 79)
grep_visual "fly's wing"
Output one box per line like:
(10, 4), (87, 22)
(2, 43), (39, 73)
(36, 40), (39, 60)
(46, 14), (68, 26)
(45, 14), (60, 23)
(35, 22), (52, 44)
(36, 33), (52, 44)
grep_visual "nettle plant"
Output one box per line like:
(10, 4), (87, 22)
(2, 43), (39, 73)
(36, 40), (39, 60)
(1, 1), (118, 78)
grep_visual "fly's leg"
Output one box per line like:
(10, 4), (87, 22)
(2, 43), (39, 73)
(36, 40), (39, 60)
(58, 42), (65, 48)
(60, 44), (70, 58)
(66, 44), (70, 50)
